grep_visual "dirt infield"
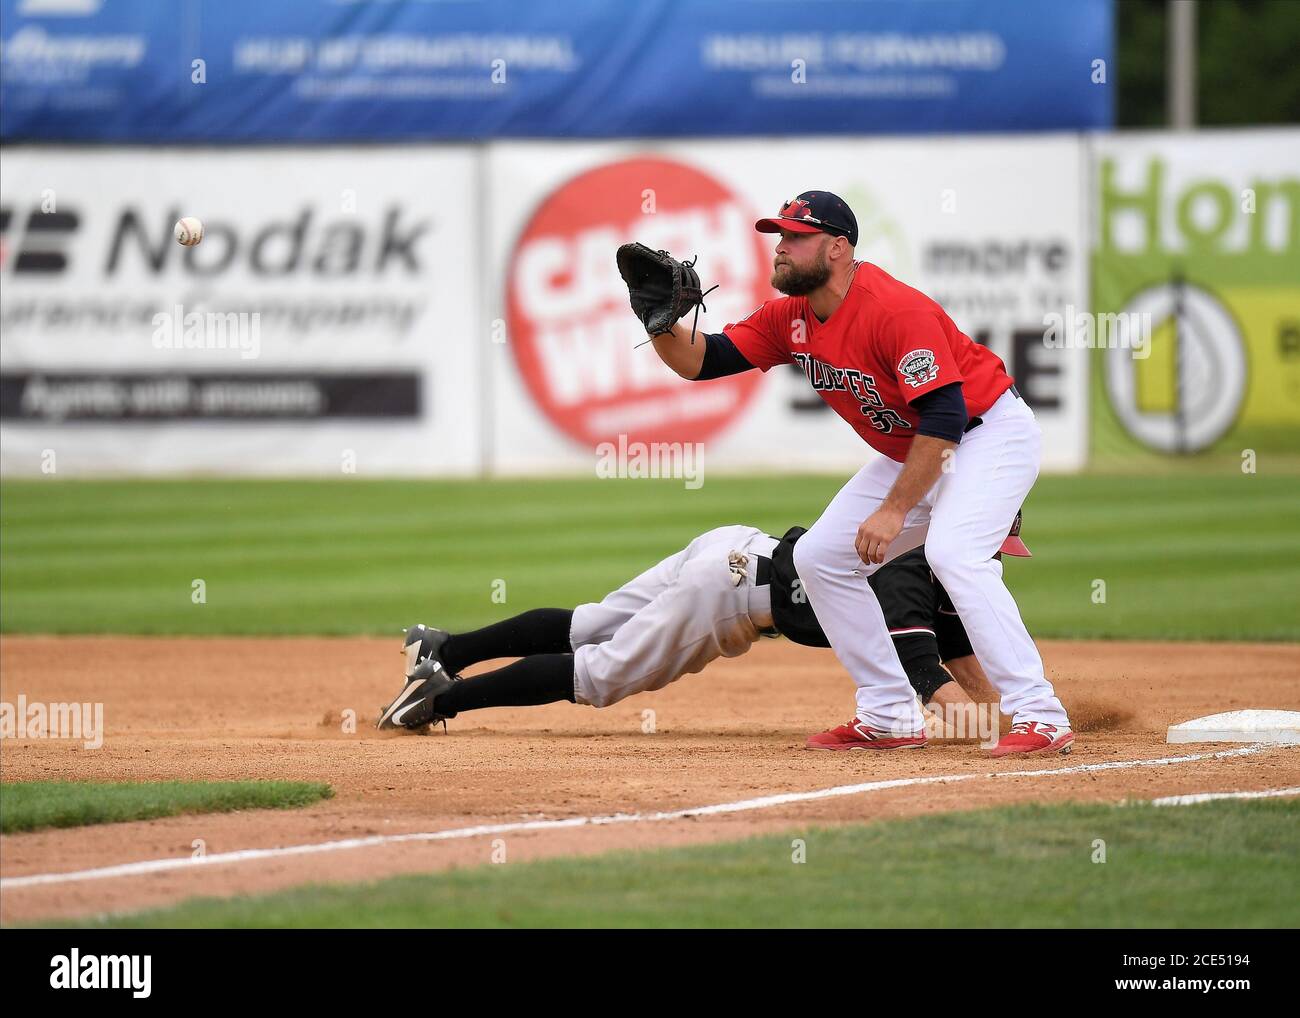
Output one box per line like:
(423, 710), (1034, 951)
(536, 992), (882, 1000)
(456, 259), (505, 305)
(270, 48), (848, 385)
(2, 636), (1297, 924)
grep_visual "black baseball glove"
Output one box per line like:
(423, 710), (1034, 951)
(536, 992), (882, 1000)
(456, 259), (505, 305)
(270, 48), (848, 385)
(615, 243), (718, 342)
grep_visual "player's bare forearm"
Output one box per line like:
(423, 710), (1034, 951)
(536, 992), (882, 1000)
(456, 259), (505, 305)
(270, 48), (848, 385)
(945, 655), (1010, 736)
(944, 654), (999, 705)
(921, 679), (974, 740)
(884, 435), (953, 515)
(855, 435), (956, 564)
(649, 321), (705, 379)
(926, 679), (974, 711)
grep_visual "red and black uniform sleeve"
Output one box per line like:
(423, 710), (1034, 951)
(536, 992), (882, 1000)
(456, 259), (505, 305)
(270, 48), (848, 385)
(721, 300), (792, 372)
(884, 310), (966, 402)
(912, 382), (968, 443)
(694, 333), (756, 380)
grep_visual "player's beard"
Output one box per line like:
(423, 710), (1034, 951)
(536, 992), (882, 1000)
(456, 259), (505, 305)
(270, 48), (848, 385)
(772, 249), (831, 296)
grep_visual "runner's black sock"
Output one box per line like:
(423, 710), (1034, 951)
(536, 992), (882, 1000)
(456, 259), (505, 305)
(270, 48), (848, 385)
(434, 653), (576, 713)
(440, 608), (574, 673)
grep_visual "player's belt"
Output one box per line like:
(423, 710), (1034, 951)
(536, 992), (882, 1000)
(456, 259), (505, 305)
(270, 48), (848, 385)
(752, 554), (781, 636)
(964, 383), (1021, 434)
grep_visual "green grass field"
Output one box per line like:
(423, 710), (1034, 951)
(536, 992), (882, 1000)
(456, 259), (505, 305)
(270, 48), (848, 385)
(45, 799), (1300, 928)
(0, 780), (332, 834)
(3, 473), (1297, 640)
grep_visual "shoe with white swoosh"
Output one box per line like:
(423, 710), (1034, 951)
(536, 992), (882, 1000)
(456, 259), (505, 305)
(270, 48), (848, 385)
(377, 656), (460, 731)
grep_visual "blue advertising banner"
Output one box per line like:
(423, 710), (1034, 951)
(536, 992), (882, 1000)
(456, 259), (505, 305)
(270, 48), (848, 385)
(0, 0), (1112, 142)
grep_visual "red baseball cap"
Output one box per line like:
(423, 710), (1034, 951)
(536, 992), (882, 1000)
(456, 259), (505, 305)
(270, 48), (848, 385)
(755, 191), (859, 246)
(999, 510), (1031, 557)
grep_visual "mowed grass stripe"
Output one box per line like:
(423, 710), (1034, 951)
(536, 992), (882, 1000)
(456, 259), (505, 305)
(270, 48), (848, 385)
(0, 781), (333, 834)
(3, 475), (1297, 639)
(6, 477), (1285, 556)
(43, 799), (1300, 928)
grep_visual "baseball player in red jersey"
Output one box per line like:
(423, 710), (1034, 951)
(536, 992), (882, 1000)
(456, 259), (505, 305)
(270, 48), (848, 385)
(639, 190), (1072, 756)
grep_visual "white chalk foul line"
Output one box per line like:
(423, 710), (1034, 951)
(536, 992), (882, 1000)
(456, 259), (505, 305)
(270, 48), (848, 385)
(0, 743), (1277, 891)
(1151, 785), (1300, 806)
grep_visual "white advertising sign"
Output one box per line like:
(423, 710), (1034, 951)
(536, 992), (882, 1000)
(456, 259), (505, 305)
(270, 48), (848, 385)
(487, 135), (1088, 475)
(0, 147), (480, 475)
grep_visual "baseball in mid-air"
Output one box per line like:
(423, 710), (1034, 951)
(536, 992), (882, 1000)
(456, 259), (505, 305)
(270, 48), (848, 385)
(174, 217), (204, 246)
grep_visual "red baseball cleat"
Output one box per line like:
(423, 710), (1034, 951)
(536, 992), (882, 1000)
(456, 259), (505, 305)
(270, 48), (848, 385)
(806, 718), (928, 751)
(989, 721), (1075, 757)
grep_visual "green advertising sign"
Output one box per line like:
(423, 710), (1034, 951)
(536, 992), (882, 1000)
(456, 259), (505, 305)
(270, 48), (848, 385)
(1092, 132), (1300, 466)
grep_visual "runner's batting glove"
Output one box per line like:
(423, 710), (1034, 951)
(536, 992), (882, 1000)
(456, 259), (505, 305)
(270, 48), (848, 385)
(616, 242), (718, 344)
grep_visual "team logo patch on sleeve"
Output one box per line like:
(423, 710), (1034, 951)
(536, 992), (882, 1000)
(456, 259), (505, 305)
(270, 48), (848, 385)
(898, 349), (939, 388)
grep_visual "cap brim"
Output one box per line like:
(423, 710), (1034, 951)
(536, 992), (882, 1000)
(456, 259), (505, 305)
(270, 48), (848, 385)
(999, 535), (1032, 558)
(755, 216), (824, 235)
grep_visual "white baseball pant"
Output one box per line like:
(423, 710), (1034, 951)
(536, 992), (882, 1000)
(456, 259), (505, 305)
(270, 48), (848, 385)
(793, 389), (1069, 732)
(570, 525), (778, 708)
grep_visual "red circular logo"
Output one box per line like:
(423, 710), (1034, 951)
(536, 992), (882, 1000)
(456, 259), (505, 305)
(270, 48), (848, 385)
(507, 157), (771, 448)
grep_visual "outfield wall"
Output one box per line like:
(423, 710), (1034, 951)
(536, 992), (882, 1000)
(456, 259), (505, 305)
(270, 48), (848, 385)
(2, 128), (1296, 477)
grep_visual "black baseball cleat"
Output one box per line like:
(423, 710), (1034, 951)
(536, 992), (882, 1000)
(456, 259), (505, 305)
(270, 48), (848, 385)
(401, 623), (452, 679)
(376, 657), (460, 731)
